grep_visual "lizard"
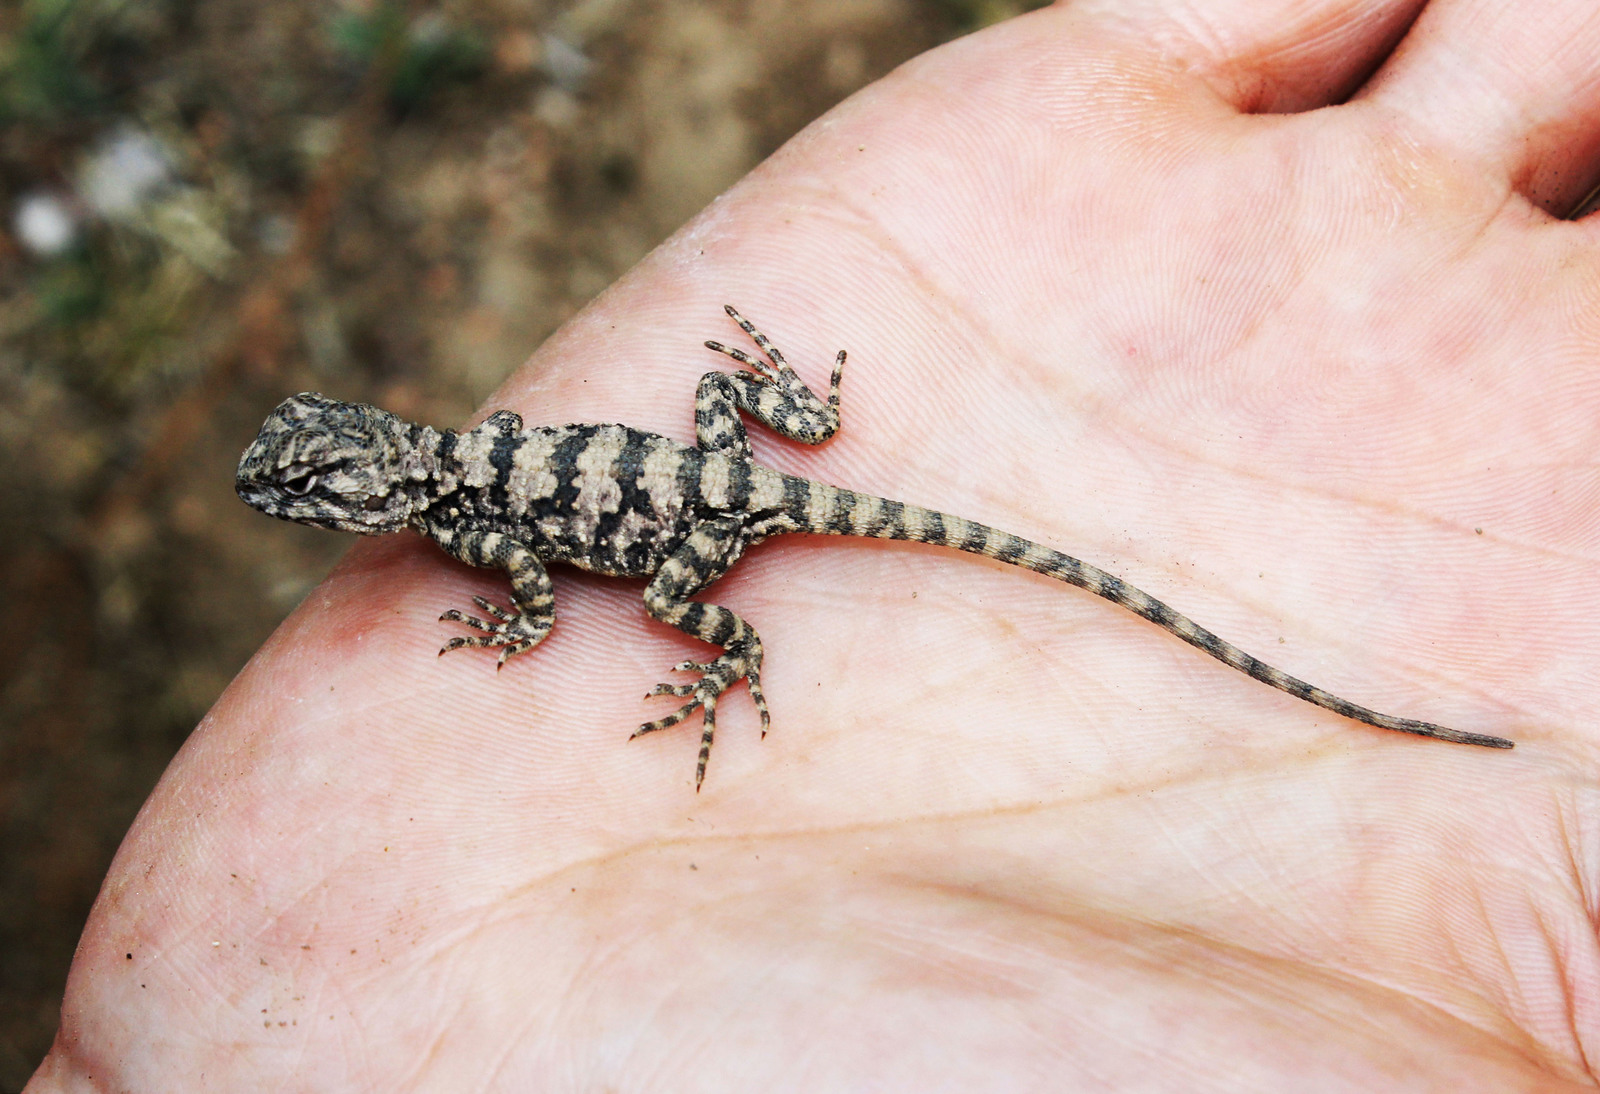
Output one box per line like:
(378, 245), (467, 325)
(236, 305), (1514, 789)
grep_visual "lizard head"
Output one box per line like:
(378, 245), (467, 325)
(236, 393), (421, 534)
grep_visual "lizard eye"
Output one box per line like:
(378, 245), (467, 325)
(363, 494), (388, 511)
(281, 469), (317, 496)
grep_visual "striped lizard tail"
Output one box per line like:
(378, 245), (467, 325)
(777, 477), (1512, 749)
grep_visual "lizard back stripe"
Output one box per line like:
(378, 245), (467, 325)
(487, 430), (519, 510)
(548, 425), (601, 514)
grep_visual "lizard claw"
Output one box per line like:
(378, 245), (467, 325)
(646, 681), (698, 699)
(634, 641), (765, 790)
(438, 596), (550, 663)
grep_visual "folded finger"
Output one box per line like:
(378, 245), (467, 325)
(1357, 0), (1600, 215)
(1082, 0), (1426, 113)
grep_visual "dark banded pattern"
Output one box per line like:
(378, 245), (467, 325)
(635, 515), (766, 789)
(768, 476), (1512, 750)
(237, 306), (1512, 794)
(430, 524), (556, 664)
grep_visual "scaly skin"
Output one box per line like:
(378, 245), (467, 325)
(237, 306), (1511, 791)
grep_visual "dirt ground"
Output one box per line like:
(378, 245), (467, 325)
(0, 0), (1041, 1080)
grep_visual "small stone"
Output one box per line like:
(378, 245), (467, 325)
(14, 192), (78, 256)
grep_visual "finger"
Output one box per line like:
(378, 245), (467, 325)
(1358, 0), (1600, 214)
(1083, 0), (1426, 113)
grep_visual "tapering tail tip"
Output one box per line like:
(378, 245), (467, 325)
(1407, 722), (1514, 749)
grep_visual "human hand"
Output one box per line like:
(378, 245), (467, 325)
(33, 0), (1600, 1088)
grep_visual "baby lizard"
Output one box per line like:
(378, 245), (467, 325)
(236, 306), (1514, 788)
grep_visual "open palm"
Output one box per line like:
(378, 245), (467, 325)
(33, 1), (1600, 1089)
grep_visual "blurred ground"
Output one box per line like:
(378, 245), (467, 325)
(0, 0), (1039, 1081)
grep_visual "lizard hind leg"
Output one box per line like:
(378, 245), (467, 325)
(633, 516), (764, 790)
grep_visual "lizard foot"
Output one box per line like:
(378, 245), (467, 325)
(704, 305), (844, 445)
(438, 596), (551, 666)
(633, 642), (769, 790)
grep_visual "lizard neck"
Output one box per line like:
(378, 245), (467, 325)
(400, 422), (457, 514)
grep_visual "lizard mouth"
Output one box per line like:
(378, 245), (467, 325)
(235, 479), (334, 530)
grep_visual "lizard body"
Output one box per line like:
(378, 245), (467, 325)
(236, 306), (1513, 788)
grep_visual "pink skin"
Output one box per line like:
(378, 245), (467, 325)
(31, 1), (1600, 1089)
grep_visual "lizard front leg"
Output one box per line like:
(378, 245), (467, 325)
(633, 515), (761, 790)
(430, 526), (555, 665)
(694, 305), (846, 455)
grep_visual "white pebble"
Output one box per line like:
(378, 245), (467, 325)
(14, 192), (77, 256)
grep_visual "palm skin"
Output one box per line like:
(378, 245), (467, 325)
(31, 0), (1600, 1089)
